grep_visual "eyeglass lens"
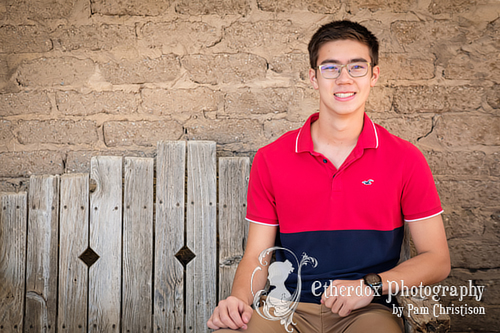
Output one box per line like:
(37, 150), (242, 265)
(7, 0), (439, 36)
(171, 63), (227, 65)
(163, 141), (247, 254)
(320, 62), (369, 79)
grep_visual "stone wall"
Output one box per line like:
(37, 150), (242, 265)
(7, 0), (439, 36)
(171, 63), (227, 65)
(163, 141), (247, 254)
(0, 0), (499, 331)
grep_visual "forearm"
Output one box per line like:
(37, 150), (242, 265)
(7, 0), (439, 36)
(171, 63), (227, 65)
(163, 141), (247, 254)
(230, 254), (270, 305)
(380, 250), (450, 295)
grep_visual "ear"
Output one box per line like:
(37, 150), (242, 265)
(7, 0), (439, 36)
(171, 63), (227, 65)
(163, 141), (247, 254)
(309, 68), (319, 90)
(370, 65), (380, 87)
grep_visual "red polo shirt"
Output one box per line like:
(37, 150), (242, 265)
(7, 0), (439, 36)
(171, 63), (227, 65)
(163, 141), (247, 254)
(246, 112), (442, 303)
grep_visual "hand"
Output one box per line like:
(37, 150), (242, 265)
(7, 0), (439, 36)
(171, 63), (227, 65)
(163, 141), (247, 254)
(207, 296), (253, 330)
(321, 279), (374, 317)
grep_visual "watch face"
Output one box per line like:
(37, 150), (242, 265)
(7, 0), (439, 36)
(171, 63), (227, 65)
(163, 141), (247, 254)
(365, 273), (382, 285)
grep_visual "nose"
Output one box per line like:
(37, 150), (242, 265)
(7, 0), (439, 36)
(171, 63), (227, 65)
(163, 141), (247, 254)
(336, 66), (352, 82)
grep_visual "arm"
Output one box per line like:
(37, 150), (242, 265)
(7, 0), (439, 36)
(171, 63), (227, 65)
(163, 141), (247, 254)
(207, 222), (277, 330)
(322, 214), (450, 317)
(380, 214), (450, 294)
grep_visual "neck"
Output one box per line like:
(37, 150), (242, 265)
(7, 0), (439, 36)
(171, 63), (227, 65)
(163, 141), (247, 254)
(310, 111), (365, 169)
(312, 111), (364, 148)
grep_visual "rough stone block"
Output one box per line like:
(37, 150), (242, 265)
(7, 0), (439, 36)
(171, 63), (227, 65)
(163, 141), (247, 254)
(175, 0), (250, 15)
(0, 151), (64, 177)
(140, 21), (220, 52)
(65, 149), (155, 173)
(448, 238), (500, 269)
(486, 84), (500, 109)
(91, 0), (172, 16)
(17, 120), (98, 145)
(0, 57), (8, 83)
(393, 86), (484, 113)
(0, 91), (51, 116)
(16, 57), (95, 87)
(361, 21), (404, 54)
(0, 25), (52, 53)
(391, 21), (465, 54)
(379, 53), (435, 81)
(485, 208), (500, 242)
(0, 120), (14, 145)
(347, 0), (413, 13)
(442, 208), (486, 239)
(370, 115), (433, 143)
(425, 151), (498, 177)
(263, 119), (302, 142)
(223, 20), (305, 55)
(433, 114), (500, 147)
(445, 52), (500, 84)
(269, 53), (310, 80)
(53, 24), (136, 51)
(437, 180), (499, 208)
(365, 86), (393, 113)
(182, 53), (267, 85)
(183, 117), (264, 150)
(224, 87), (316, 116)
(5, 0), (77, 20)
(56, 91), (139, 116)
(256, 0), (341, 13)
(100, 55), (180, 85)
(141, 87), (223, 117)
(449, 301), (499, 331)
(447, 267), (500, 305)
(428, 0), (477, 15)
(0, 178), (30, 193)
(103, 121), (183, 147)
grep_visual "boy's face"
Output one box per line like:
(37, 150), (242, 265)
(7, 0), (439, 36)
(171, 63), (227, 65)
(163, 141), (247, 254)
(309, 39), (380, 118)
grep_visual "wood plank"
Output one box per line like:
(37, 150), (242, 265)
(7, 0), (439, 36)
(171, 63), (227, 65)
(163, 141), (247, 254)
(88, 156), (122, 333)
(218, 157), (250, 301)
(186, 141), (217, 333)
(25, 175), (59, 332)
(154, 141), (186, 333)
(0, 192), (27, 332)
(58, 174), (88, 332)
(122, 157), (154, 333)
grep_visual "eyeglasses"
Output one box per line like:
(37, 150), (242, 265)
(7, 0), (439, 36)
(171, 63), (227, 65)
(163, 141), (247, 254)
(316, 62), (371, 79)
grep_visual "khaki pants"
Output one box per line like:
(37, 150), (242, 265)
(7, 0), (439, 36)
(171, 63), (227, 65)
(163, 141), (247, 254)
(216, 302), (404, 333)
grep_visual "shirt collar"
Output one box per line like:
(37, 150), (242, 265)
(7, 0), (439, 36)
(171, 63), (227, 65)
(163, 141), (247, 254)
(295, 112), (379, 154)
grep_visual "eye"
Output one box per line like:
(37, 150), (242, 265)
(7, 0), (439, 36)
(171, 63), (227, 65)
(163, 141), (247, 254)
(350, 63), (367, 70)
(322, 64), (339, 72)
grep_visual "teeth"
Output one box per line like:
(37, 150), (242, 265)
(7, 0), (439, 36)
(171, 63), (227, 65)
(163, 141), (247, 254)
(335, 93), (355, 98)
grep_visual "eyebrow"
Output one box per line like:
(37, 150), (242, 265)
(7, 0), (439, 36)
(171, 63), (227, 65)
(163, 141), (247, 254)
(319, 57), (369, 65)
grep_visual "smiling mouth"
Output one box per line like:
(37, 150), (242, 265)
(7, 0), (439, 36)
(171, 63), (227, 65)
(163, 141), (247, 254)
(334, 92), (356, 98)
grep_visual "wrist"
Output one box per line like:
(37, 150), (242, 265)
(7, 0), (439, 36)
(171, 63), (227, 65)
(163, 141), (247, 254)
(363, 273), (383, 297)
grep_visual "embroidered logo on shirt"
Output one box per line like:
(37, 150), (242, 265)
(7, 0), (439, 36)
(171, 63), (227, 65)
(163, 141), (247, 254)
(362, 179), (374, 185)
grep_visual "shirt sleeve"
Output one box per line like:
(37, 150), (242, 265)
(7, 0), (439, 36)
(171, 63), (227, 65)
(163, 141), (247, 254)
(401, 144), (443, 222)
(245, 149), (279, 226)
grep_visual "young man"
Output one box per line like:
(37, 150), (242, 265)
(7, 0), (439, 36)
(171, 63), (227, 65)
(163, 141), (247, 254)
(207, 20), (450, 332)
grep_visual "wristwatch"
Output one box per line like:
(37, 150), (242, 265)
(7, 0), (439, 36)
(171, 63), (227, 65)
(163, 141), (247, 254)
(363, 273), (382, 296)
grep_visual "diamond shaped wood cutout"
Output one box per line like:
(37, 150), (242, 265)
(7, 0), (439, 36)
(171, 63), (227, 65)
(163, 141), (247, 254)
(79, 247), (100, 268)
(175, 245), (195, 267)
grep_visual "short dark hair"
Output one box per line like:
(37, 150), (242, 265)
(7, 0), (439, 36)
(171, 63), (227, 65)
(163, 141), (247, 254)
(308, 20), (379, 69)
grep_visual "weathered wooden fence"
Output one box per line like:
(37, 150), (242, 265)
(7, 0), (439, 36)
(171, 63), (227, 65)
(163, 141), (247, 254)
(0, 141), (249, 333)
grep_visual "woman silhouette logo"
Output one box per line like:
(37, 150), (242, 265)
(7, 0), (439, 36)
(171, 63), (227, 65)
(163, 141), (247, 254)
(251, 247), (317, 332)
